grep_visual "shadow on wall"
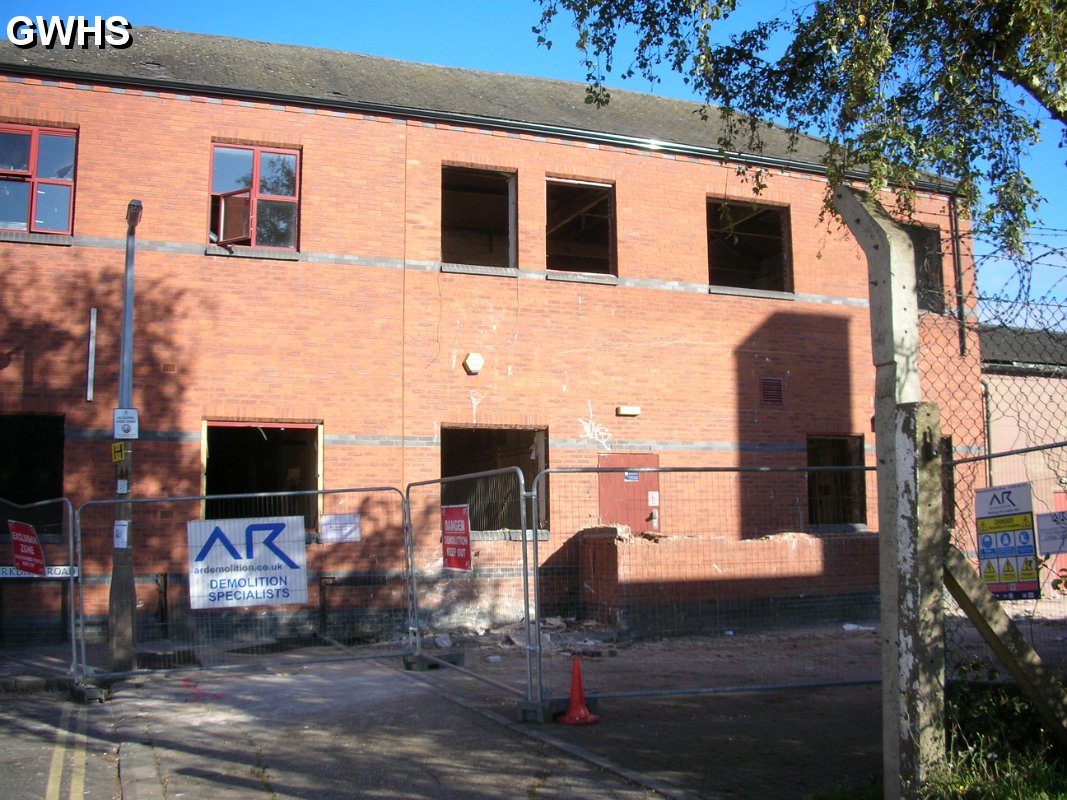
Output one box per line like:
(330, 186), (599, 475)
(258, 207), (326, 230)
(736, 311), (865, 538)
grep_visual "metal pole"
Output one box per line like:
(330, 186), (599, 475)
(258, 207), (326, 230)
(118, 201), (141, 409)
(108, 200), (142, 673)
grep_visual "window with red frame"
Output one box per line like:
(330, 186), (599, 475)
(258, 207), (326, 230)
(0, 125), (77, 234)
(210, 144), (299, 248)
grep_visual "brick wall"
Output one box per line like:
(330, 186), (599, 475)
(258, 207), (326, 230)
(0, 73), (980, 636)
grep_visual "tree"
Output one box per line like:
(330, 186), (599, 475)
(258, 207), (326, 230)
(533, 0), (1067, 258)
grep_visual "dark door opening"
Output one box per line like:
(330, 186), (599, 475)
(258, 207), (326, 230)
(0, 414), (64, 536)
(440, 427), (546, 531)
(205, 423), (319, 527)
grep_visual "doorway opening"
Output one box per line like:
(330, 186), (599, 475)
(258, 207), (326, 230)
(204, 422), (320, 528)
(440, 427), (547, 531)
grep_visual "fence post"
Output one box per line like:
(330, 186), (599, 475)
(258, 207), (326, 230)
(834, 187), (945, 799)
(882, 403), (947, 795)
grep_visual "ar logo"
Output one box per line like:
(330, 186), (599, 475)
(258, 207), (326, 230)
(987, 490), (1018, 510)
(194, 522), (299, 568)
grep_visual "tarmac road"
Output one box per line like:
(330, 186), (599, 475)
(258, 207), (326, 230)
(3, 656), (678, 800)
(1, 641), (880, 800)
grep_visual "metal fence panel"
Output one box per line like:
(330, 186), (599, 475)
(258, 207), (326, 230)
(529, 466), (882, 707)
(73, 487), (407, 682)
(404, 468), (536, 705)
(0, 496), (77, 675)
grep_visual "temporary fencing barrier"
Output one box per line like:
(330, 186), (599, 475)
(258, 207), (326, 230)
(72, 486), (408, 684)
(0, 496), (77, 676)
(404, 467), (538, 709)
(42, 445), (1065, 722)
(523, 464), (883, 716)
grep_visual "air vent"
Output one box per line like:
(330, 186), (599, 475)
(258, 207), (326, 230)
(760, 377), (784, 405)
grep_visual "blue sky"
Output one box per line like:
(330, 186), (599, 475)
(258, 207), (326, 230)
(17, 1), (1067, 300)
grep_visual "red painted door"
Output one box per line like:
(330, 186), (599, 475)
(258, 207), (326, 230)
(598, 453), (660, 535)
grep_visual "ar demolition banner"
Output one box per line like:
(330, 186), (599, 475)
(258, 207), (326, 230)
(441, 505), (472, 571)
(187, 516), (308, 609)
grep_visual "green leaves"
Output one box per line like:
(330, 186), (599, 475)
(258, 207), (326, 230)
(533, 0), (1066, 259)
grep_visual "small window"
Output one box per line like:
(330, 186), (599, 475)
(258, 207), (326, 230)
(0, 414), (64, 536)
(0, 125), (76, 234)
(546, 180), (614, 274)
(807, 435), (866, 531)
(441, 427), (547, 531)
(210, 144), (300, 249)
(707, 200), (791, 292)
(204, 423), (319, 528)
(906, 224), (945, 314)
(442, 167), (515, 268)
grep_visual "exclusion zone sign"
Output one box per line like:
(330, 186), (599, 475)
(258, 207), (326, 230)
(187, 516), (308, 609)
(8, 520), (46, 576)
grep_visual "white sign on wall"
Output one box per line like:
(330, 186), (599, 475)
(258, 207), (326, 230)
(187, 516), (308, 610)
(1037, 512), (1067, 555)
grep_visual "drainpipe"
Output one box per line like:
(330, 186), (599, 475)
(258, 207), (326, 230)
(949, 196), (967, 356)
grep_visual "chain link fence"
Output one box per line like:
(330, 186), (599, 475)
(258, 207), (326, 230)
(921, 288), (1067, 682)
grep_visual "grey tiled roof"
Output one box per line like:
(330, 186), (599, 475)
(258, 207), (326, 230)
(0, 26), (831, 169)
(980, 325), (1067, 369)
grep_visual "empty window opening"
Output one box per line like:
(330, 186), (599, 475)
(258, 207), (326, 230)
(0, 414), (64, 536)
(546, 180), (614, 274)
(441, 427), (547, 531)
(707, 200), (792, 292)
(807, 435), (867, 531)
(441, 167), (515, 268)
(204, 423), (319, 528)
(907, 224), (945, 314)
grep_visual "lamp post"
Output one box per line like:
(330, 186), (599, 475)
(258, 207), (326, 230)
(108, 199), (142, 672)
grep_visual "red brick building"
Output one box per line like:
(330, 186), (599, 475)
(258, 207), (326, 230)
(0, 28), (983, 639)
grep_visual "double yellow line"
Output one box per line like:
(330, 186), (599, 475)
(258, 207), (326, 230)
(44, 705), (87, 800)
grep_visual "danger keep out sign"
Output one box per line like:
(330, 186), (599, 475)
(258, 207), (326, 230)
(187, 516), (308, 610)
(441, 505), (472, 571)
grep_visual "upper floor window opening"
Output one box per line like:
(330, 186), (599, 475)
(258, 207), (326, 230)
(906, 223), (946, 314)
(0, 124), (76, 235)
(546, 179), (615, 275)
(707, 200), (792, 292)
(442, 166), (516, 268)
(210, 144), (300, 249)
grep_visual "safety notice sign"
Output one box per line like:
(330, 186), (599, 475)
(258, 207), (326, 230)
(975, 483), (1040, 601)
(441, 505), (472, 571)
(8, 520), (46, 577)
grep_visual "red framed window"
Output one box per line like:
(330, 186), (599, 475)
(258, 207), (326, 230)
(209, 144), (299, 249)
(0, 124), (77, 234)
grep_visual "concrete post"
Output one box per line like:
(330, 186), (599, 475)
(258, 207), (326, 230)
(833, 188), (946, 799)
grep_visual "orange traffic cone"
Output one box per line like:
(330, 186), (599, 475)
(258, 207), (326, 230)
(555, 655), (599, 725)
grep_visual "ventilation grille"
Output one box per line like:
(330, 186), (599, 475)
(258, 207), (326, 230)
(760, 377), (784, 405)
